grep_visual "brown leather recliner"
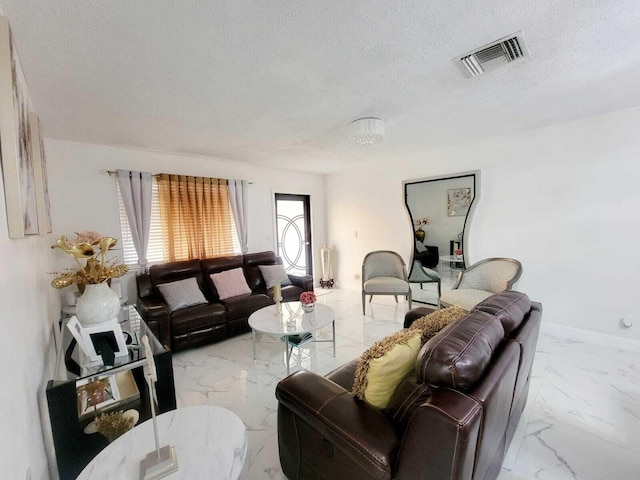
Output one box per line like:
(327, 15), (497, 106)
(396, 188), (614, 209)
(275, 291), (542, 480)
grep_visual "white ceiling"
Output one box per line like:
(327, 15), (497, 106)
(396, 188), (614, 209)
(2, 1), (640, 174)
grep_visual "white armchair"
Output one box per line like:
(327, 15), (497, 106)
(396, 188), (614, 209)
(440, 258), (522, 311)
(362, 250), (411, 314)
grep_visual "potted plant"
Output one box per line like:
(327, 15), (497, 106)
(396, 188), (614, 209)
(51, 231), (128, 325)
(414, 217), (430, 242)
(299, 291), (317, 313)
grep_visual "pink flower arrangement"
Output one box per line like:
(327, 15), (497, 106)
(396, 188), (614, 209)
(414, 217), (430, 229)
(299, 291), (317, 305)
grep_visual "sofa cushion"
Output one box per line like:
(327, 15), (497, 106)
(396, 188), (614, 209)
(200, 255), (244, 300)
(150, 259), (202, 295)
(220, 293), (272, 320)
(157, 277), (208, 312)
(243, 251), (278, 290)
(170, 303), (227, 335)
(472, 290), (531, 336)
(417, 310), (505, 390)
(352, 329), (422, 409)
(363, 277), (409, 293)
(258, 264), (292, 288)
(210, 267), (252, 300)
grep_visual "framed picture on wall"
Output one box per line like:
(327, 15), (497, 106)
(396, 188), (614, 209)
(29, 113), (52, 234)
(0, 16), (37, 238)
(447, 188), (472, 217)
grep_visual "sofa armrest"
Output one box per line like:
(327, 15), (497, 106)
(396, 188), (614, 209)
(136, 297), (171, 349)
(276, 370), (399, 480)
(394, 388), (482, 480)
(288, 274), (313, 291)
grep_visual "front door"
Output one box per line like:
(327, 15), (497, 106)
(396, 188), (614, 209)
(274, 193), (312, 276)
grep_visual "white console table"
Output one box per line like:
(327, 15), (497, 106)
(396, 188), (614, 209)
(77, 405), (247, 480)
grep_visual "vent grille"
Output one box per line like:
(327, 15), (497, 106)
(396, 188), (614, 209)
(458, 32), (528, 77)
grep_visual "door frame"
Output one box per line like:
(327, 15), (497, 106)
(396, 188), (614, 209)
(274, 193), (313, 276)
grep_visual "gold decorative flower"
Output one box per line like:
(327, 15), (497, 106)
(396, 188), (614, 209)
(50, 231), (128, 289)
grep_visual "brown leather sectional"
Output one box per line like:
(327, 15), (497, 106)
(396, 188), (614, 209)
(276, 290), (542, 480)
(136, 251), (313, 352)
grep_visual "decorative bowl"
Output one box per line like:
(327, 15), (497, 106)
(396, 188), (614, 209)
(301, 303), (315, 313)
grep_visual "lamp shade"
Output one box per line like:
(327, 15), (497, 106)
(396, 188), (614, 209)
(351, 117), (384, 145)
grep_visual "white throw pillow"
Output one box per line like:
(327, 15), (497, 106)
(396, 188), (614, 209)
(415, 242), (427, 253)
(210, 267), (252, 300)
(258, 264), (292, 289)
(157, 277), (208, 312)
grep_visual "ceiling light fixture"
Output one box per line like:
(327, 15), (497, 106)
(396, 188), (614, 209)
(351, 117), (384, 145)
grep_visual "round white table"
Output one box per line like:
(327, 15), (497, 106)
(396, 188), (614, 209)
(248, 301), (336, 375)
(77, 405), (247, 480)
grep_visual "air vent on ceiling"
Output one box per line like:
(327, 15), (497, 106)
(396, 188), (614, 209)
(458, 32), (529, 78)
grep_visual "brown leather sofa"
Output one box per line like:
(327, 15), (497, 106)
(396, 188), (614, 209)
(136, 251), (313, 352)
(275, 291), (541, 480)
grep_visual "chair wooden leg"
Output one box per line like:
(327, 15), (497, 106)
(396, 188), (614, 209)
(369, 295), (373, 303)
(362, 292), (366, 315)
(394, 295), (398, 303)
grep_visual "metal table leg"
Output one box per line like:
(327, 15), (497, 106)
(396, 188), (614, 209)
(252, 329), (256, 359)
(332, 320), (336, 357)
(285, 335), (291, 375)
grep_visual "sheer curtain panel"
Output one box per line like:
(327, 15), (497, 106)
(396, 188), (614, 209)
(116, 170), (153, 272)
(228, 179), (248, 254)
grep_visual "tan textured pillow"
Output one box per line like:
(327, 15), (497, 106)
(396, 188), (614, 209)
(352, 329), (422, 409)
(408, 306), (467, 344)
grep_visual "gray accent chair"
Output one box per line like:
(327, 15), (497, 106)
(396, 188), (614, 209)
(409, 259), (441, 307)
(440, 257), (523, 311)
(361, 250), (411, 314)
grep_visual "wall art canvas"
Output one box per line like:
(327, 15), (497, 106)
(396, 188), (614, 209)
(29, 113), (52, 234)
(0, 16), (37, 238)
(447, 187), (472, 217)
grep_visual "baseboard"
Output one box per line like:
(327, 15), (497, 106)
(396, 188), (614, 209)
(541, 322), (640, 353)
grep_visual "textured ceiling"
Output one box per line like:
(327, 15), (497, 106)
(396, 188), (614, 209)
(2, 1), (640, 174)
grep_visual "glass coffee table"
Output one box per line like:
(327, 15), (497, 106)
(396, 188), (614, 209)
(248, 302), (336, 375)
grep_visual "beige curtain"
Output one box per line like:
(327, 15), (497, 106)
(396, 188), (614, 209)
(157, 174), (235, 261)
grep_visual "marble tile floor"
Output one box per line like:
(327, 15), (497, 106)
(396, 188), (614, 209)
(170, 289), (640, 480)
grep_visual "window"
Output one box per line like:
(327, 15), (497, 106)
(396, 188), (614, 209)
(117, 177), (241, 268)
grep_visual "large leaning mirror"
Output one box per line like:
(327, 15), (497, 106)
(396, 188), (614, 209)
(403, 171), (480, 306)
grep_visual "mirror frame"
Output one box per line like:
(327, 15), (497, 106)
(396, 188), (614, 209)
(403, 170), (481, 279)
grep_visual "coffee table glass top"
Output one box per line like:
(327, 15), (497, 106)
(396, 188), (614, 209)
(248, 302), (335, 336)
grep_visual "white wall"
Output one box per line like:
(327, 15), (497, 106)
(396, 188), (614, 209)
(45, 139), (327, 299)
(0, 176), (58, 478)
(326, 106), (640, 341)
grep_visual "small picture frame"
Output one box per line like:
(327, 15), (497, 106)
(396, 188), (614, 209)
(81, 322), (129, 363)
(67, 316), (128, 363)
(67, 316), (90, 356)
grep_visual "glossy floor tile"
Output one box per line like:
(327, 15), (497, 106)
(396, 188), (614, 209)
(170, 289), (640, 480)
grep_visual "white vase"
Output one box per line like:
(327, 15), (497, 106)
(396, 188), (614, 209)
(76, 282), (120, 326)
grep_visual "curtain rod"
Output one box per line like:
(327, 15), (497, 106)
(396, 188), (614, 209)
(102, 169), (253, 184)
